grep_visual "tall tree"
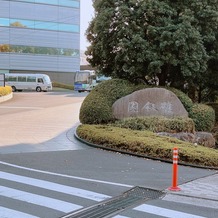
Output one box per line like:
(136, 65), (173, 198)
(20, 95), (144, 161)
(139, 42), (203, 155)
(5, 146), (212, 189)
(86, 0), (218, 101)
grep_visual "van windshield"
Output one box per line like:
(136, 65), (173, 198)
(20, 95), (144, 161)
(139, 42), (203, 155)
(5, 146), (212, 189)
(43, 76), (51, 83)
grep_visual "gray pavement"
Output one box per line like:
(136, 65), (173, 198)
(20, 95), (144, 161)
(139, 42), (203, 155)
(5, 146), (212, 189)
(164, 173), (218, 210)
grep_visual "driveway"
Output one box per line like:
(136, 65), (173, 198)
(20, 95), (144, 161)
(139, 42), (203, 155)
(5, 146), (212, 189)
(0, 90), (88, 153)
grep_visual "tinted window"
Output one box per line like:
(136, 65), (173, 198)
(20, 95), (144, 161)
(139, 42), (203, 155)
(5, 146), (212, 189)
(27, 76), (36, 82)
(18, 76), (26, 82)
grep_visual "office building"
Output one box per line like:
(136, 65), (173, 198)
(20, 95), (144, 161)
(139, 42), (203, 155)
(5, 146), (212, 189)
(0, 0), (80, 84)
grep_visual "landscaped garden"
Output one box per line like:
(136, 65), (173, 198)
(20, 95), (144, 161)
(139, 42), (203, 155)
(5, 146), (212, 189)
(77, 79), (218, 168)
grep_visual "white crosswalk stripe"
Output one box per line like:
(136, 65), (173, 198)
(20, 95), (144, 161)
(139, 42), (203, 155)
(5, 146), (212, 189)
(0, 171), (111, 218)
(0, 172), (110, 201)
(0, 207), (39, 218)
(112, 204), (207, 218)
(113, 215), (129, 218)
(0, 186), (82, 213)
(134, 204), (207, 218)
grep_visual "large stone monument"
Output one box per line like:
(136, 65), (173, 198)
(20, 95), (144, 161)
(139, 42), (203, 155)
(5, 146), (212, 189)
(112, 88), (188, 119)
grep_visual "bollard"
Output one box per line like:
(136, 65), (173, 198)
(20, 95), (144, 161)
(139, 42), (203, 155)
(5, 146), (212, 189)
(168, 147), (181, 191)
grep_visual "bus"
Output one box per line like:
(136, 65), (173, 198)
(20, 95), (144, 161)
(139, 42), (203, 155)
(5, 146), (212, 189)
(74, 70), (111, 92)
(5, 73), (52, 92)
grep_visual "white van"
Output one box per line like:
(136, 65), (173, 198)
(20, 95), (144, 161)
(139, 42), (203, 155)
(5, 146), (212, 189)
(5, 73), (52, 92)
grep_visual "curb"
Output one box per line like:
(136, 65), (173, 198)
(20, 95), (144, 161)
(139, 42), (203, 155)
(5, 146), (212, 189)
(74, 126), (218, 171)
(0, 92), (13, 103)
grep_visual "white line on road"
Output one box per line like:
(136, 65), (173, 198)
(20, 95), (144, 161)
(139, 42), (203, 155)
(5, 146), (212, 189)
(134, 204), (206, 218)
(0, 172), (110, 201)
(0, 161), (133, 188)
(0, 186), (82, 213)
(112, 216), (130, 218)
(0, 207), (40, 218)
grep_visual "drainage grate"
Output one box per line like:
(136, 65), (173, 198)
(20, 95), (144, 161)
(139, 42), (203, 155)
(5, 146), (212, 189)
(61, 187), (164, 218)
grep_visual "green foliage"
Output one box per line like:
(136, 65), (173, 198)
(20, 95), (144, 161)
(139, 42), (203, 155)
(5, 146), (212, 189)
(77, 124), (218, 167)
(0, 86), (12, 96)
(207, 103), (218, 121)
(52, 81), (74, 90)
(112, 116), (195, 133)
(86, 0), (218, 101)
(167, 87), (193, 113)
(189, 104), (215, 131)
(80, 78), (215, 135)
(79, 79), (146, 124)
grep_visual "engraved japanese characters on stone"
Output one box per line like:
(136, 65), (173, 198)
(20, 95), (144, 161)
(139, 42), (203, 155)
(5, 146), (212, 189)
(160, 102), (173, 115)
(128, 101), (139, 113)
(112, 88), (188, 119)
(142, 102), (157, 112)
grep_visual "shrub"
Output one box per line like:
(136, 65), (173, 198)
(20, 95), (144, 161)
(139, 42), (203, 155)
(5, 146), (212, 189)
(79, 79), (146, 124)
(77, 124), (218, 167)
(0, 86), (12, 96)
(81, 78), (210, 132)
(207, 103), (218, 122)
(168, 87), (193, 113)
(112, 116), (195, 133)
(189, 104), (215, 131)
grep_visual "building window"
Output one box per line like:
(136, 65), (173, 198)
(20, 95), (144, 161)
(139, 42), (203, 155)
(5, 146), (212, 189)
(3, 18), (79, 33)
(0, 44), (79, 57)
(13, 0), (80, 8)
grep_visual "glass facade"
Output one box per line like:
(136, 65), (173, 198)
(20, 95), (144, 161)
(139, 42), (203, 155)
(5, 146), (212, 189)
(0, 18), (79, 32)
(0, 0), (80, 74)
(13, 0), (80, 8)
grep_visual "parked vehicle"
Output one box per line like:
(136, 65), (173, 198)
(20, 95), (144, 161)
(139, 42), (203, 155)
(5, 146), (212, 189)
(5, 73), (52, 92)
(74, 70), (111, 92)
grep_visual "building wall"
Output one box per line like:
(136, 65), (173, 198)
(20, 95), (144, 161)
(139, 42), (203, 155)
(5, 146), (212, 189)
(0, 0), (80, 79)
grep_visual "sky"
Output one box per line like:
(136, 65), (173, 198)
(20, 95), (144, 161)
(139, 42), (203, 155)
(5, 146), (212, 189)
(80, 0), (94, 51)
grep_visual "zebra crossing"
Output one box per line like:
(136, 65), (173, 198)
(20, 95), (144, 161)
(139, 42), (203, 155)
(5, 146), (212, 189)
(0, 171), (111, 218)
(0, 170), (215, 218)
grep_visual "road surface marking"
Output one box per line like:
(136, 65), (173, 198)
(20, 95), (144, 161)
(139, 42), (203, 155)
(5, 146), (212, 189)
(0, 186), (82, 213)
(112, 216), (130, 218)
(0, 172), (110, 201)
(0, 161), (133, 188)
(134, 204), (206, 218)
(0, 207), (39, 218)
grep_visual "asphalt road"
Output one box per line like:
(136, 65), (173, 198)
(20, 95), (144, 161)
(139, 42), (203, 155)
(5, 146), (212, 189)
(0, 90), (217, 218)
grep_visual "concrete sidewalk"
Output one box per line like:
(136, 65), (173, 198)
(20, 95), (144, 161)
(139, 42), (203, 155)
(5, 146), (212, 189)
(164, 173), (218, 209)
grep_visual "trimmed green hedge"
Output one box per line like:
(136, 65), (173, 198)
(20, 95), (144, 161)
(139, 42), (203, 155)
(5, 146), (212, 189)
(168, 87), (193, 113)
(77, 124), (218, 167)
(189, 104), (215, 131)
(207, 103), (218, 122)
(112, 116), (195, 133)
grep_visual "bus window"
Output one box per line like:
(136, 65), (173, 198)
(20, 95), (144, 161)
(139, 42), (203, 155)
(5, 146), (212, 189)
(7, 76), (17, 82)
(38, 78), (43, 83)
(18, 76), (26, 82)
(27, 76), (36, 82)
